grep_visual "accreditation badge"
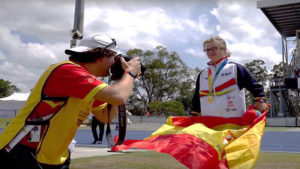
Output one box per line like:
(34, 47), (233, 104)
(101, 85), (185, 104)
(29, 125), (41, 142)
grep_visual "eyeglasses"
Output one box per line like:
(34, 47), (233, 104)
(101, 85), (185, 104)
(100, 38), (117, 56)
(203, 46), (218, 53)
(94, 38), (118, 58)
(104, 38), (116, 51)
(102, 49), (117, 57)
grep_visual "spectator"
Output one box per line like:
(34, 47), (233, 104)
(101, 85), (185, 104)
(90, 114), (105, 144)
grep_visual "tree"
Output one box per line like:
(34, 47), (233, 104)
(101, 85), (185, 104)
(244, 60), (269, 86)
(147, 100), (185, 117)
(176, 67), (201, 112)
(271, 61), (285, 78)
(126, 46), (196, 113)
(244, 60), (269, 106)
(0, 79), (20, 98)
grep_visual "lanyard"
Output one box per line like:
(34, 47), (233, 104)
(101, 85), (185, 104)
(208, 59), (228, 96)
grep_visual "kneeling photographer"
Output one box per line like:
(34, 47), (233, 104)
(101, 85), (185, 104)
(0, 33), (141, 169)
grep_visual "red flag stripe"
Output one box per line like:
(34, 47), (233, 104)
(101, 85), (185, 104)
(172, 106), (266, 128)
(172, 116), (245, 128)
(113, 134), (229, 169)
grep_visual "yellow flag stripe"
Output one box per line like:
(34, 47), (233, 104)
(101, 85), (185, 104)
(146, 117), (254, 161)
(225, 120), (266, 169)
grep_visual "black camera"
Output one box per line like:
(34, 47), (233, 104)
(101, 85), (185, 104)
(110, 55), (146, 80)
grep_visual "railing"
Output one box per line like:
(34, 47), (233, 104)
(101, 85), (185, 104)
(0, 109), (168, 125)
(288, 48), (300, 77)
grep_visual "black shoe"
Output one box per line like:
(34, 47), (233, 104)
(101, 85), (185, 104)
(92, 140), (97, 144)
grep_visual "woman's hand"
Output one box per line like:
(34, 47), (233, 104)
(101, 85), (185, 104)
(254, 102), (269, 112)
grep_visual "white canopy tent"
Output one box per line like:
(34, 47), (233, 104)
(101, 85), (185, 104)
(0, 93), (30, 118)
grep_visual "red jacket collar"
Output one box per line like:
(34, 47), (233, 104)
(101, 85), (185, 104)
(207, 57), (228, 66)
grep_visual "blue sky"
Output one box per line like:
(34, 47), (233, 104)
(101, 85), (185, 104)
(0, 0), (293, 92)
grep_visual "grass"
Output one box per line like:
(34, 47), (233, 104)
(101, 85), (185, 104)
(264, 126), (300, 132)
(70, 151), (186, 169)
(255, 152), (300, 169)
(70, 151), (300, 169)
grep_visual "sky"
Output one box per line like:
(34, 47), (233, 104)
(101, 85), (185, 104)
(0, 0), (295, 92)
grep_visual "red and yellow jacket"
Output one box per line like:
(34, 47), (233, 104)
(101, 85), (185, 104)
(0, 61), (107, 165)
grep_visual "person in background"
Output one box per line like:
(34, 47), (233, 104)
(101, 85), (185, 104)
(0, 33), (141, 169)
(126, 110), (133, 125)
(90, 114), (105, 144)
(191, 35), (268, 117)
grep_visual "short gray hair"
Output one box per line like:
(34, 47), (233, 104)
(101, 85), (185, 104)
(203, 35), (231, 57)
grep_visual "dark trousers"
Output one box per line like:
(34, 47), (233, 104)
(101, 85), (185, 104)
(0, 144), (70, 169)
(91, 116), (105, 141)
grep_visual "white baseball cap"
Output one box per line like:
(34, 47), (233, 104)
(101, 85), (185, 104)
(65, 34), (119, 55)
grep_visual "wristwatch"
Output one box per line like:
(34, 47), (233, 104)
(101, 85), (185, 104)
(125, 69), (137, 78)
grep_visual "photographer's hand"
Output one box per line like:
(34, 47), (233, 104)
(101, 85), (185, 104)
(95, 57), (141, 105)
(121, 57), (141, 76)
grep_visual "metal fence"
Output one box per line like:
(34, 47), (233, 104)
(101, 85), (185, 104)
(128, 115), (167, 124)
(0, 109), (168, 125)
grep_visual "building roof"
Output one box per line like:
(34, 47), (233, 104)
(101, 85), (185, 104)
(257, 0), (300, 38)
(0, 93), (30, 101)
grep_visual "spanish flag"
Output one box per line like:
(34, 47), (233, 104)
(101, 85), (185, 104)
(112, 106), (266, 169)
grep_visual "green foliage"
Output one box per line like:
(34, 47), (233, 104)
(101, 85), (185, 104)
(271, 62), (285, 78)
(244, 60), (269, 86)
(0, 79), (20, 98)
(128, 96), (146, 116)
(244, 60), (269, 107)
(148, 100), (185, 117)
(176, 67), (201, 112)
(127, 46), (199, 114)
(269, 61), (286, 87)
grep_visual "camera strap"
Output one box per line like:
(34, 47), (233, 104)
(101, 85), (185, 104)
(106, 104), (127, 150)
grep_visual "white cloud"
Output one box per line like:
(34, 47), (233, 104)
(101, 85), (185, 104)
(210, 0), (282, 69)
(3, 1), (214, 92)
(0, 51), (6, 61)
(185, 47), (206, 59)
(0, 1), (73, 43)
(228, 43), (281, 66)
(0, 26), (62, 91)
(0, 0), (285, 92)
(84, 6), (204, 51)
(0, 61), (39, 91)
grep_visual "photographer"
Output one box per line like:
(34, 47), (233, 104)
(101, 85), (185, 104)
(0, 34), (141, 169)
